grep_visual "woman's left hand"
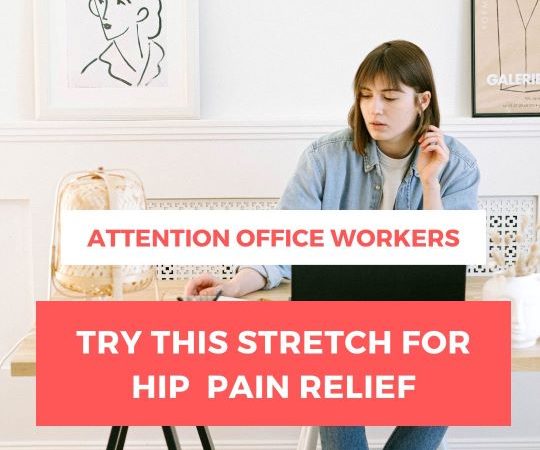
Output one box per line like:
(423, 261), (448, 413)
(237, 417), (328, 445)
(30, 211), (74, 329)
(416, 125), (450, 187)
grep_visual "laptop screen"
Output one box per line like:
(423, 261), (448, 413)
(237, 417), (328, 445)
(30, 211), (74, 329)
(291, 265), (466, 301)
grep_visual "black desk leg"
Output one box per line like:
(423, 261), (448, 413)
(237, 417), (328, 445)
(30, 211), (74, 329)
(106, 426), (129, 450)
(162, 426), (182, 450)
(106, 426), (212, 450)
(196, 426), (215, 450)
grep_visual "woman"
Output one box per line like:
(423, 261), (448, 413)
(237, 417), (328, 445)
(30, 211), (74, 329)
(185, 40), (480, 450)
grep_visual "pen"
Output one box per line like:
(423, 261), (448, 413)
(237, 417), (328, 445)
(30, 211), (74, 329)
(177, 288), (223, 302)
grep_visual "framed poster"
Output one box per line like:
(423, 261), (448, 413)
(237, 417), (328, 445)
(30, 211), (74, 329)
(472, 0), (540, 116)
(35, 0), (199, 120)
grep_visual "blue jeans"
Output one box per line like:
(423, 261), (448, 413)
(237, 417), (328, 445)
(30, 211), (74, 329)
(320, 426), (448, 450)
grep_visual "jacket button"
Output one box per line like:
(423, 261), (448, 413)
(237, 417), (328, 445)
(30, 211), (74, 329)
(375, 185), (381, 190)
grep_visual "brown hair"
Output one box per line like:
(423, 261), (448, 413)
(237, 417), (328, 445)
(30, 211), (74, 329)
(347, 40), (440, 155)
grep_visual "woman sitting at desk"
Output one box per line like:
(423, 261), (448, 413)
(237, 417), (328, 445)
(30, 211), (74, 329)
(185, 40), (480, 450)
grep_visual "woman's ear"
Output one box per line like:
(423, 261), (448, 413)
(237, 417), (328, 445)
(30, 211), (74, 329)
(88, 0), (99, 17)
(137, 7), (150, 23)
(418, 91), (432, 112)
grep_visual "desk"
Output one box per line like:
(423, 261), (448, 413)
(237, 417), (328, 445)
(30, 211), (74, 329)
(10, 279), (291, 377)
(10, 277), (540, 375)
(10, 280), (290, 450)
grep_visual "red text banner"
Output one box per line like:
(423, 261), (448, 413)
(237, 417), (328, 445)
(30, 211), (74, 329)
(36, 301), (510, 426)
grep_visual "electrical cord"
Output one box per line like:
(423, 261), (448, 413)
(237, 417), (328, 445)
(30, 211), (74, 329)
(0, 330), (36, 371)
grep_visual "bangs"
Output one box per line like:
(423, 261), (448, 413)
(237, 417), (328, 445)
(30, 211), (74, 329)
(357, 54), (403, 91)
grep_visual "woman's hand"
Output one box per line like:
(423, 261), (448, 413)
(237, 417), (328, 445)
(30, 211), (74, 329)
(183, 268), (266, 298)
(416, 125), (449, 187)
(184, 273), (238, 297)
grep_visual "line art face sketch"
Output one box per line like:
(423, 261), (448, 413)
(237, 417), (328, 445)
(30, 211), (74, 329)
(497, 0), (540, 93)
(36, 0), (198, 118)
(81, 0), (166, 87)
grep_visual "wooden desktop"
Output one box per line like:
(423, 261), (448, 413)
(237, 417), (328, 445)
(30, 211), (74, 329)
(10, 277), (540, 375)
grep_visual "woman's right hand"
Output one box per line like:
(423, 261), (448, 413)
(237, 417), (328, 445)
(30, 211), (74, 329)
(183, 268), (266, 298)
(183, 273), (234, 297)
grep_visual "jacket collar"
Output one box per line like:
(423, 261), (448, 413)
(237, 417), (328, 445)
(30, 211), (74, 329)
(363, 139), (420, 178)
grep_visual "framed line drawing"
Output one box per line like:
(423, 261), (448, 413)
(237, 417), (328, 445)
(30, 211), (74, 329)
(472, 0), (540, 116)
(34, 0), (199, 120)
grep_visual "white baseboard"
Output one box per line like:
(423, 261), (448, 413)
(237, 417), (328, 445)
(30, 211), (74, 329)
(370, 439), (540, 450)
(0, 442), (289, 450)
(0, 441), (291, 450)
(1, 438), (540, 450)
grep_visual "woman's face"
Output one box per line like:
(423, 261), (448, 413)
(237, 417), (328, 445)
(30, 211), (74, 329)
(359, 75), (422, 152)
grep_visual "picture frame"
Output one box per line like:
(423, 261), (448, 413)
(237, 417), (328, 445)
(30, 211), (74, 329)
(472, 0), (540, 117)
(34, 0), (199, 120)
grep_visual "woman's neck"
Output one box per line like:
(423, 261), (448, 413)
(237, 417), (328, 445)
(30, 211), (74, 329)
(376, 136), (416, 159)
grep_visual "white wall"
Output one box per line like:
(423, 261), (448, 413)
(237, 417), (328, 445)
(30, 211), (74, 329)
(1, 0), (539, 449)
(0, 0), (473, 121)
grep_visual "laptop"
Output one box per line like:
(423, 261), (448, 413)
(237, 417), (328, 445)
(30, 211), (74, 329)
(291, 265), (466, 301)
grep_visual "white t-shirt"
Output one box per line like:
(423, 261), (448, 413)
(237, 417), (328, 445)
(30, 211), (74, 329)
(377, 147), (414, 210)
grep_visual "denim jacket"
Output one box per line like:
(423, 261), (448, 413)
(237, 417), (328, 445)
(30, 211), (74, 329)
(238, 127), (480, 289)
